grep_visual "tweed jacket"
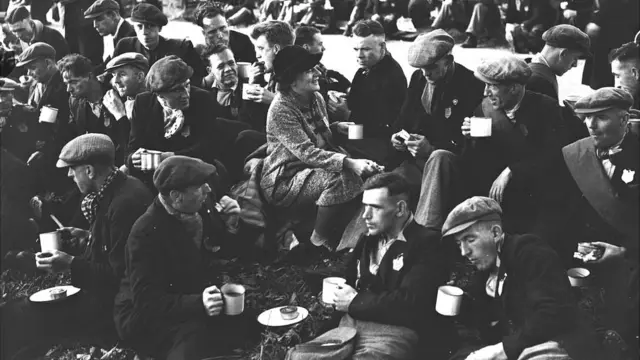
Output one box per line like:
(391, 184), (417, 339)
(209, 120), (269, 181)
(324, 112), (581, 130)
(394, 63), (484, 156)
(113, 36), (206, 86)
(461, 234), (602, 360)
(70, 172), (153, 302)
(260, 90), (358, 207)
(344, 220), (456, 355)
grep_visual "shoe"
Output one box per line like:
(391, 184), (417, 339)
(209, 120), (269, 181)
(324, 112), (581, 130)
(461, 35), (477, 48)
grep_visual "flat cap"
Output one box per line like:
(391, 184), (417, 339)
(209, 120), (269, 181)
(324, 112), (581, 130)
(542, 24), (590, 55)
(442, 196), (502, 237)
(153, 156), (216, 193)
(146, 55), (193, 92)
(84, 0), (121, 19)
(105, 52), (149, 73)
(16, 42), (56, 67)
(408, 29), (454, 68)
(474, 54), (532, 85)
(131, 3), (168, 27)
(56, 134), (115, 168)
(6, 6), (30, 24)
(574, 87), (634, 115)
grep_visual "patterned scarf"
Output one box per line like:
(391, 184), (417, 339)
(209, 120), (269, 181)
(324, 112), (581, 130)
(157, 94), (187, 139)
(81, 169), (121, 224)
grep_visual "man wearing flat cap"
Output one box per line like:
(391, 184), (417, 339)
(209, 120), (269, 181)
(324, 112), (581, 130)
(114, 155), (260, 359)
(0, 133), (152, 359)
(126, 55), (225, 189)
(444, 196), (603, 360)
(5, 5), (69, 61)
(58, 53), (131, 166)
(528, 24), (590, 101)
(461, 53), (568, 234)
(535, 87), (639, 356)
(391, 29), (484, 231)
(103, 52), (149, 122)
(113, 3), (206, 86)
(84, 0), (136, 74)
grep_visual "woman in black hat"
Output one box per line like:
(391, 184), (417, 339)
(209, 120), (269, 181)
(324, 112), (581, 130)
(260, 45), (380, 250)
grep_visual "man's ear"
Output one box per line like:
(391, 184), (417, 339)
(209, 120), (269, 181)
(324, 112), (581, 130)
(396, 199), (408, 217)
(491, 224), (503, 239)
(302, 44), (310, 52)
(86, 164), (96, 179)
(274, 44), (281, 54)
(169, 189), (182, 203)
(632, 66), (640, 81)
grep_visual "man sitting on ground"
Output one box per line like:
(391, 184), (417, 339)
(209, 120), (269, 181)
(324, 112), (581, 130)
(0, 134), (152, 359)
(83, 0), (136, 74)
(294, 25), (350, 104)
(331, 19), (407, 166)
(194, 0), (257, 64)
(610, 42), (640, 110)
(114, 156), (259, 359)
(392, 29), (484, 230)
(201, 44), (244, 121)
(536, 88), (639, 357)
(444, 196), (603, 360)
(328, 172), (455, 359)
(460, 0), (503, 48)
(113, 3), (206, 86)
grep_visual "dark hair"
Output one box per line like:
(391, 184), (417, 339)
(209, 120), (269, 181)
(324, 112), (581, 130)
(609, 42), (640, 64)
(201, 44), (232, 63)
(294, 26), (320, 47)
(194, 1), (225, 27)
(250, 21), (295, 47)
(6, 6), (31, 24)
(352, 19), (385, 38)
(363, 172), (410, 199)
(57, 54), (94, 78)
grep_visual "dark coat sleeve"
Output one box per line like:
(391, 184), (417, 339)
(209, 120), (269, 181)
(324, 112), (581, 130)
(501, 236), (578, 359)
(526, 74), (557, 100)
(70, 181), (153, 294)
(179, 39), (207, 87)
(43, 27), (70, 61)
(347, 231), (447, 329)
(125, 215), (206, 324)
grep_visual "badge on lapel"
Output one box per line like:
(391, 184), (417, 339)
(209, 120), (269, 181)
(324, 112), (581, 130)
(622, 169), (635, 184)
(444, 107), (452, 119)
(392, 254), (404, 271)
(452, 99), (459, 106)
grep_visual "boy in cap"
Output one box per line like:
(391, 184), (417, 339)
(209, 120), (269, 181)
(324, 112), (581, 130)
(57, 53), (130, 166)
(83, 0), (136, 73)
(113, 3), (206, 87)
(0, 133), (152, 359)
(536, 88), (639, 356)
(460, 53), (567, 234)
(528, 24), (590, 101)
(444, 196), (602, 360)
(609, 42), (640, 110)
(114, 155), (260, 359)
(392, 29), (484, 231)
(6, 5), (69, 61)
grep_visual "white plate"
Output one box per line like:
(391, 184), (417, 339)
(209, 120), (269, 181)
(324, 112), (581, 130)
(29, 285), (81, 303)
(257, 306), (309, 327)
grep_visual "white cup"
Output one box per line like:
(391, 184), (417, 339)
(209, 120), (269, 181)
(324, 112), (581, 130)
(435, 285), (463, 316)
(470, 117), (492, 137)
(322, 277), (346, 304)
(221, 283), (245, 315)
(242, 83), (261, 100)
(39, 106), (59, 124)
(40, 231), (62, 252)
(348, 124), (364, 140)
(567, 268), (590, 287)
(237, 62), (251, 80)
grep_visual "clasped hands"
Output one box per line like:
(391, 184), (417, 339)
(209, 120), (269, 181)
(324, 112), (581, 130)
(390, 131), (433, 159)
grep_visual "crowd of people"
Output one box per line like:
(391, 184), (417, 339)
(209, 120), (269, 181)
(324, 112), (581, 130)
(0, 0), (639, 359)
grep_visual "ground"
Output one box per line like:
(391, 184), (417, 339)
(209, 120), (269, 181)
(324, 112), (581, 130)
(0, 19), (625, 360)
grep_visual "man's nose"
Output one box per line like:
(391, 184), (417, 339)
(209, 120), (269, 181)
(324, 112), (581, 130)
(614, 79), (622, 88)
(584, 116), (595, 129)
(66, 84), (73, 93)
(203, 183), (212, 193)
(67, 168), (74, 178)
(362, 207), (371, 219)
(460, 243), (471, 257)
(483, 85), (492, 97)
(93, 19), (99, 29)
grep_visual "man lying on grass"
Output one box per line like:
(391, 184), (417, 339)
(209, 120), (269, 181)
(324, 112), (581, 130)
(1, 134), (153, 359)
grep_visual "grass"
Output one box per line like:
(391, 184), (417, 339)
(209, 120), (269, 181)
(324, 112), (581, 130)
(1, 250), (632, 360)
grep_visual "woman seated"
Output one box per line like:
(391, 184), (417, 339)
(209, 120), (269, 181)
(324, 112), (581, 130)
(260, 45), (380, 250)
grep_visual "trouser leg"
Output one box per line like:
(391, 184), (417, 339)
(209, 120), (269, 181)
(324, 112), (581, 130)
(466, 2), (488, 36)
(414, 150), (461, 231)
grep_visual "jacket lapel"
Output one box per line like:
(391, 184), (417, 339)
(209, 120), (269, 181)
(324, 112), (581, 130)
(563, 138), (639, 239)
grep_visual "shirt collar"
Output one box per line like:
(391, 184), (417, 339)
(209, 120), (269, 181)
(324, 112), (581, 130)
(532, 53), (552, 69)
(384, 214), (413, 243)
(505, 90), (526, 120)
